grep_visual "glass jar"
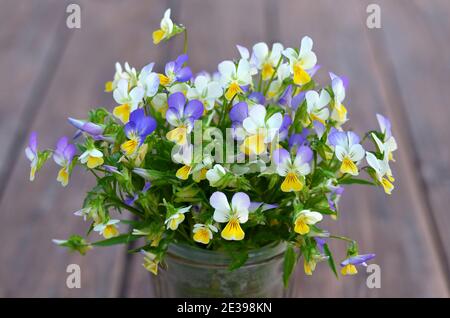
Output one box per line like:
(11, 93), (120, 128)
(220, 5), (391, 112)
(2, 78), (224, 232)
(151, 242), (290, 297)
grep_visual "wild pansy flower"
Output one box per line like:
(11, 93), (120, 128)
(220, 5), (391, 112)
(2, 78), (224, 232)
(94, 219), (120, 239)
(366, 152), (394, 194)
(289, 128), (310, 149)
(25, 132), (39, 181)
(166, 92), (204, 145)
(79, 146), (104, 169)
(340, 253), (376, 276)
(152, 8), (173, 44)
(159, 54), (192, 86)
(210, 191), (250, 241)
(293, 209), (323, 235)
(375, 114), (397, 161)
(165, 205), (191, 230)
(279, 114), (292, 141)
(113, 79), (145, 123)
(141, 250), (159, 275)
(105, 62), (138, 92)
(283, 36), (317, 85)
(250, 42), (284, 80)
(137, 62), (160, 98)
(172, 144), (194, 180)
(121, 109), (157, 156)
(193, 223), (218, 245)
(53, 136), (76, 187)
(328, 130), (365, 176)
(272, 145), (313, 192)
(240, 104), (283, 155)
(329, 72), (348, 125)
(218, 59), (252, 100)
(306, 89), (331, 125)
(186, 74), (222, 110)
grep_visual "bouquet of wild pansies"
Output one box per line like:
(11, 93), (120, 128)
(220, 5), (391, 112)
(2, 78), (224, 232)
(26, 9), (397, 284)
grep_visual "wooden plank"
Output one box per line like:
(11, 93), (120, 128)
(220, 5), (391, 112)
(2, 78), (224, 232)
(277, 0), (448, 297)
(0, 0), (168, 297)
(365, 0), (450, 282)
(0, 0), (67, 202)
(124, 0), (270, 297)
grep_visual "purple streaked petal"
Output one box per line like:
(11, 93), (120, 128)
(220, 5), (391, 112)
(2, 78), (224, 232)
(229, 102), (248, 123)
(176, 67), (193, 82)
(164, 61), (175, 75)
(296, 145), (313, 163)
(272, 148), (290, 165)
(82, 122), (104, 136)
(167, 92), (186, 115)
(124, 121), (137, 139)
(185, 100), (204, 120)
(307, 64), (321, 77)
(289, 129), (309, 148)
(278, 85), (292, 106)
(376, 113), (392, 139)
(315, 237), (326, 253)
(29, 131), (38, 153)
(328, 130), (346, 147)
(125, 194), (138, 206)
(175, 54), (189, 68)
(137, 116), (157, 140)
(241, 84), (250, 93)
(63, 144), (76, 162)
(346, 131), (360, 146)
(104, 165), (120, 174)
(56, 136), (69, 153)
(142, 181), (152, 193)
(340, 254), (376, 267)
(68, 118), (85, 130)
(291, 92), (306, 111)
(313, 121), (325, 139)
(129, 109), (145, 123)
(248, 92), (265, 105)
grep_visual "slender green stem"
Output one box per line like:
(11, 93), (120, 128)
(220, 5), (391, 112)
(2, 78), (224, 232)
(329, 235), (355, 243)
(183, 28), (188, 54)
(109, 197), (145, 218)
(263, 56), (283, 96)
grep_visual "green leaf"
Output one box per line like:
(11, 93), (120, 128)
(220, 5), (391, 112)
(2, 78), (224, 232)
(338, 177), (375, 185)
(283, 244), (297, 287)
(91, 234), (139, 247)
(323, 243), (338, 278)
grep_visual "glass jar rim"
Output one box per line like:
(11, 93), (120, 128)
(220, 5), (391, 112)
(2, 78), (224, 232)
(166, 241), (286, 268)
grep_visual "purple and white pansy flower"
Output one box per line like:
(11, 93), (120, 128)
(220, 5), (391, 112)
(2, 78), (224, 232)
(165, 92), (204, 145)
(159, 54), (192, 86)
(341, 253), (376, 276)
(121, 109), (157, 156)
(53, 136), (76, 186)
(272, 145), (313, 192)
(328, 129), (365, 176)
(25, 132), (39, 181)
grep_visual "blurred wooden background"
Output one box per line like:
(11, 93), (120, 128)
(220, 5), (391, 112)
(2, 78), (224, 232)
(0, 0), (449, 297)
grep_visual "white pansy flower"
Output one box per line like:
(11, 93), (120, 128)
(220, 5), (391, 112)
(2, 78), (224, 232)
(293, 210), (323, 235)
(306, 89), (330, 124)
(165, 205), (191, 230)
(187, 75), (222, 110)
(153, 9), (174, 44)
(241, 104), (283, 155)
(283, 36), (317, 85)
(210, 192), (250, 241)
(250, 42), (283, 80)
(94, 219), (120, 239)
(206, 164), (227, 187)
(366, 152), (395, 194)
(138, 62), (160, 98)
(193, 223), (218, 244)
(112, 79), (145, 123)
(218, 59), (252, 100)
(79, 147), (104, 169)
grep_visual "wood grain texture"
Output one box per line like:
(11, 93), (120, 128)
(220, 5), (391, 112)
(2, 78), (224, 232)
(0, 0), (168, 297)
(0, 0), (68, 202)
(277, 0), (448, 297)
(366, 0), (450, 281)
(0, 0), (449, 297)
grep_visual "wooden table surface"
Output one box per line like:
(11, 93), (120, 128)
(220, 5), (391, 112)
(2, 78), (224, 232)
(0, 0), (449, 297)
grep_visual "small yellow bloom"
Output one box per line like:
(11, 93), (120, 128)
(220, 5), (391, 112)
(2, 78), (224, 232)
(262, 63), (275, 80)
(225, 81), (243, 100)
(113, 103), (131, 123)
(193, 224), (217, 245)
(281, 172), (303, 192)
(341, 264), (358, 276)
(57, 167), (70, 187)
(166, 126), (188, 145)
(304, 259), (316, 276)
(176, 165), (192, 180)
(340, 156), (358, 175)
(294, 210), (323, 235)
(94, 220), (120, 239)
(104, 81), (113, 92)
